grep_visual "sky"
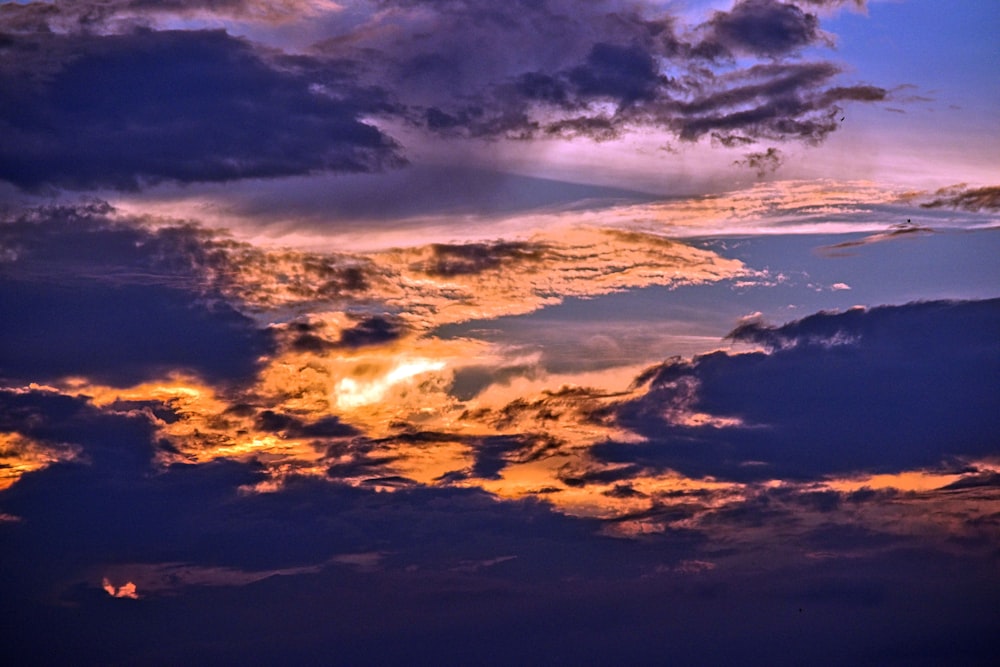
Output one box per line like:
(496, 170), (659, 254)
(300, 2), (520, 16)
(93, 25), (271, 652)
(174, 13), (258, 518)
(0, 1), (998, 664)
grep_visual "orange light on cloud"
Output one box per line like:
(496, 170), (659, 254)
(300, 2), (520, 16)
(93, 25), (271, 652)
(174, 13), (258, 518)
(102, 578), (139, 599)
(0, 432), (81, 490)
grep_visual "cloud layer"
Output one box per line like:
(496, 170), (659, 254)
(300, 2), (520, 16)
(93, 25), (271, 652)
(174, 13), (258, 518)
(0, 0), (888, 190)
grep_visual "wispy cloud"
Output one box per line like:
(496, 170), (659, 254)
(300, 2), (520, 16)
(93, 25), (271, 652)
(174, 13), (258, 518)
(920, 185), (1000, 212)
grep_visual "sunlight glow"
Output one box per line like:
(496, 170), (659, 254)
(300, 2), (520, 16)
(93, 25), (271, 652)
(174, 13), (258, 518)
(335, 359), (447, 410)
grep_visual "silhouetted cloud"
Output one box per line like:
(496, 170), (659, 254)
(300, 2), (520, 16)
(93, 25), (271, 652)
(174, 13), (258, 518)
(734, 146), (784, 176)
(920, 185), (1000, 212)
(0, 203), (273, 384)
(336, 315), (404, 348)
(941, 470), (1000, 490)
(598, 298), (1000, 482)
(422, 241), (546, 277)
(0, 28), (400, 190)
(328, 0), (885, 145)
(0, 0), (890, 191)
(700, 0), (823, 59)
(818, 220), (934, 254)
(467, 434), (563, 480)
(0, 0), (330, 31)
(256, 410), (359, 438)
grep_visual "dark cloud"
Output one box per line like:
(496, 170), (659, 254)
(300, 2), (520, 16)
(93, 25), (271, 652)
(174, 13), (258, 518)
(0, 203), (273, 385)
(0, 27), (400, 191)
(0, 0), (891, 192)
(603, 483), (649, 499)
(566, 42), (663, 105)
(285, 314), (403, 352)
(701, 0), (823, 59)
(331, 0), (885, 146)
(0, 0), (331, 35)
(558, 463), (647, 488)
(337, 314), (404, 348)
(797, 0), (867, 7)
(1, 385), (998, 666)
(597, 298), (1000, 482)
(468, 434), (563, 480)
(0, 388), (159, 470)
(255, 410), (359, 438)
(941, 470), (1000, 491)
(670, 62), (885, 143)
(920, 185), (1000, 212)
(423, 241), (547, 277)
(734, 146), (784, 176)
(168, 166), (658, 229)
(818, 220), (934, 254)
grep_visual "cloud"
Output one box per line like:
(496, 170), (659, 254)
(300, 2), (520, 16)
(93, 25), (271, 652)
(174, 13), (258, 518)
(941, 469), (1000, 491)
(255, 410), (358, 438)
(598, 298), (1000, 482)
(1, 305), (997, 667)
(0, 27), (400, 191)
(155, 166), (658, 230)
(700, 0), (824, 59)
(336, 315), (405, 348)
(733, 146), (784, 176)
(817, 219), (934, 254)
(0, 0), (891, 192)
(797, 0), (867, 8)
(669, 62), (885, 144)
(467, 434), (563, 481)
(0, 0), (338, 33)
(920, 185), (1000, 212)
(421, 241), (547, 277)
(0, 203), (273, 385)
(327, 0), (885, 145)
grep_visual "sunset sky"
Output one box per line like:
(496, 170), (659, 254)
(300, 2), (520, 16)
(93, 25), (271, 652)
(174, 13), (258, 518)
(1, 1), (998, 664)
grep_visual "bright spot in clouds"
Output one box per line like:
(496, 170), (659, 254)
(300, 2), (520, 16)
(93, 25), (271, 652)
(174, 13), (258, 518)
(335, 358), (448, 410)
